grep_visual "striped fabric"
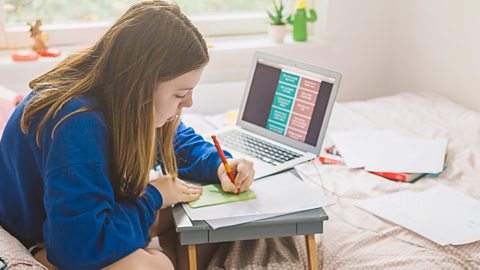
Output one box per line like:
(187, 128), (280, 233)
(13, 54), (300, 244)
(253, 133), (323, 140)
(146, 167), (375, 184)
(0, 226), (47, 270)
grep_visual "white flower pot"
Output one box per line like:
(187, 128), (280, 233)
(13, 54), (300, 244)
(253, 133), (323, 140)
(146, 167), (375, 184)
(268, 24), (287, 43)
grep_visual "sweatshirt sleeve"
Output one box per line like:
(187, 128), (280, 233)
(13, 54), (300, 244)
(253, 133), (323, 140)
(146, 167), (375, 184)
(40, 109), (163, 269)
(174, 122), (232, 184)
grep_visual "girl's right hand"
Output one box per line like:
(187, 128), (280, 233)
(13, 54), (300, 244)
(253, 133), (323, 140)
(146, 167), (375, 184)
(149, 174), (203, 208)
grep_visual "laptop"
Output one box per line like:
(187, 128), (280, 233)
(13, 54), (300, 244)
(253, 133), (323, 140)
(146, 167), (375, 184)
(206, 52), (342, 179)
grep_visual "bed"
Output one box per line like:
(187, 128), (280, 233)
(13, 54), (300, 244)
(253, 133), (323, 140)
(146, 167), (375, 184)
(1, 91), (479, 269)
(183, 92), (480, 270)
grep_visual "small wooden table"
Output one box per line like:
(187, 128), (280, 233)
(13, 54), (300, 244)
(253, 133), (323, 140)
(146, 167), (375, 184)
(173, 205), (328, 270)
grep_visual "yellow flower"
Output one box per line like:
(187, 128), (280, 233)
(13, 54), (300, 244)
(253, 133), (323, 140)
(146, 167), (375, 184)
(295, 0), (309, 9)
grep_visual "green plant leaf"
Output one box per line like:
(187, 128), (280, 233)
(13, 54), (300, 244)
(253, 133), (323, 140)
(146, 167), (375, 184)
(272, 0), (279, 12)
(266, 0), (289, 25)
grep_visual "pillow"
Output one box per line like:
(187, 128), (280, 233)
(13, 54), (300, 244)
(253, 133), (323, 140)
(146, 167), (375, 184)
(0, 226), (47, 270)
(0, 97), (15, 136)
(0, 86), (21, 138)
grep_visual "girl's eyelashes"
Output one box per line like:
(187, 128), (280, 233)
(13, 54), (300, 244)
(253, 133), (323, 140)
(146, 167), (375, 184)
(175, 90), (191, 99)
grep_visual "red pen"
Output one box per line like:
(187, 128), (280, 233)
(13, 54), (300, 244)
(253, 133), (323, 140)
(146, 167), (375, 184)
(211, 135), (239, 194)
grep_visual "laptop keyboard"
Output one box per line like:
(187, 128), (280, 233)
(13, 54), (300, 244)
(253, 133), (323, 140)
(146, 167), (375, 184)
(215, 130), (303, 166)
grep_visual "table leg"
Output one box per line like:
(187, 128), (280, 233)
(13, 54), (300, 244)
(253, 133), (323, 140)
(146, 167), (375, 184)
(188, 244), (197, 270)
(305, 234), (318, 270)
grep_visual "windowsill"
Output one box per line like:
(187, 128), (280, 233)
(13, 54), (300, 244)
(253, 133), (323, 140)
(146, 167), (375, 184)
(206, 34), (326, 51)
(0, 34), (326, 60)
(0, 13), (270, 49)
(0, 34), (327, 91)
(201, 34), (327, 83)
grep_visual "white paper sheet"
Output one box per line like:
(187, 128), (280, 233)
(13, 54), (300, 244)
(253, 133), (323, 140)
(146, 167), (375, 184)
(175, 209), (194, 228)
(182, 172), (334, 222)
(355, 185), (480, 246)
(329, 129), (395, 168)
(330, 129), (447, 173)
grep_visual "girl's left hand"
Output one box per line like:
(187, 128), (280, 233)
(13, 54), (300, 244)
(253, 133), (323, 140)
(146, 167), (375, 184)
(217, 158), (254, 194)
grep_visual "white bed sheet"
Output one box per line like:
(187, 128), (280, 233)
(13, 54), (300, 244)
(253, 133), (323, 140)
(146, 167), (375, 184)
(183, 92), (480, 270)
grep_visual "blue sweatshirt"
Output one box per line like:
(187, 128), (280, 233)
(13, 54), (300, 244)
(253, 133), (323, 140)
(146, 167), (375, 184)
(0, 92), (231, 269)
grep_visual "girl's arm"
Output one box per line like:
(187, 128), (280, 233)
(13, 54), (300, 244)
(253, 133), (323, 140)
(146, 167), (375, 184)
(174, 122), (232, 183)
(41, 109), (162, 269)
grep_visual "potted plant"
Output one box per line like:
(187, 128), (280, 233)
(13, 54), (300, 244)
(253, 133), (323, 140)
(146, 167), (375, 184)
(267, 0), (288, 43)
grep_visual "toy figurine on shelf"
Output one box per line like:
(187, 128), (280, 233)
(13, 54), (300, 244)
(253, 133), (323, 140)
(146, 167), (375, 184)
(12, 19), (61, 61)
(28, 19), (61, 57)
(28, 20), (48, 53)
(287, 0), (317, 42)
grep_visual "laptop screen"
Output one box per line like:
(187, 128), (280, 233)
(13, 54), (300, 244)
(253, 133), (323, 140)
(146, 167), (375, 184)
(241, 58), (336, 147)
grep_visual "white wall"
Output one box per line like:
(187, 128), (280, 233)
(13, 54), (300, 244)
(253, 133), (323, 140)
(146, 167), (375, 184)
(4, 0), (478, 113)
(390, 0), (480, 111)
(190, 0), (395, 113)
(202, 0), (395, 101)
(0, 0), (396, 114)
(312, 0), (394, 101)
(199, 0), (480, 113)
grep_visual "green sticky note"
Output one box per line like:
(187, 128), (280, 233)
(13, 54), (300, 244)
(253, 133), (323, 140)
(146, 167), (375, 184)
(188, 184), (256, 208)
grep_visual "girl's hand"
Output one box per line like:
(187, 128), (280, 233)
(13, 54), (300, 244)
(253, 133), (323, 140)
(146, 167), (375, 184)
(217, 158), (254, 194)
(149, 173), (203, 208)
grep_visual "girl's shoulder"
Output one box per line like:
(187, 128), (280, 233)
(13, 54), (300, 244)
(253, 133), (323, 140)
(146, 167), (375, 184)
(57, 94), (103, 120)
(61, 95), (98, 113)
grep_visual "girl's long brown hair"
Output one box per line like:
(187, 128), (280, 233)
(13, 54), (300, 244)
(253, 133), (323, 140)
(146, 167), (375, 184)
(21, 0), (209, 198)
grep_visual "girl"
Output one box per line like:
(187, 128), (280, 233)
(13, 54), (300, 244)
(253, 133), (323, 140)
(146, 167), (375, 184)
(0, 1), (254, 269)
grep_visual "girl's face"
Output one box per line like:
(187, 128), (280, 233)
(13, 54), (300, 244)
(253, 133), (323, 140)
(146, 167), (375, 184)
(153, 66), (205, 127)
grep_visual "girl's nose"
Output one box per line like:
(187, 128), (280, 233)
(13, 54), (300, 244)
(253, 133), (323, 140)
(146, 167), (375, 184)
(180, 92), (193, 108)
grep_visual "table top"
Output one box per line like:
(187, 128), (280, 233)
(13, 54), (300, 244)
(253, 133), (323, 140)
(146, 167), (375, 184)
(173, 205), (328, 245)
(172, 171), (329, 245)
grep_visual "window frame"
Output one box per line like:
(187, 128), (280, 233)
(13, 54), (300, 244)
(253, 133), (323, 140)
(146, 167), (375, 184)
(0, 1), (7, 48)
(0, 0), (270, 49)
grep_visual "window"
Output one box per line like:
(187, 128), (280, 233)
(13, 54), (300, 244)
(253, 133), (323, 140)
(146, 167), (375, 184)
(0, 0), (272, 49)
(4, 0), (271, 26)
